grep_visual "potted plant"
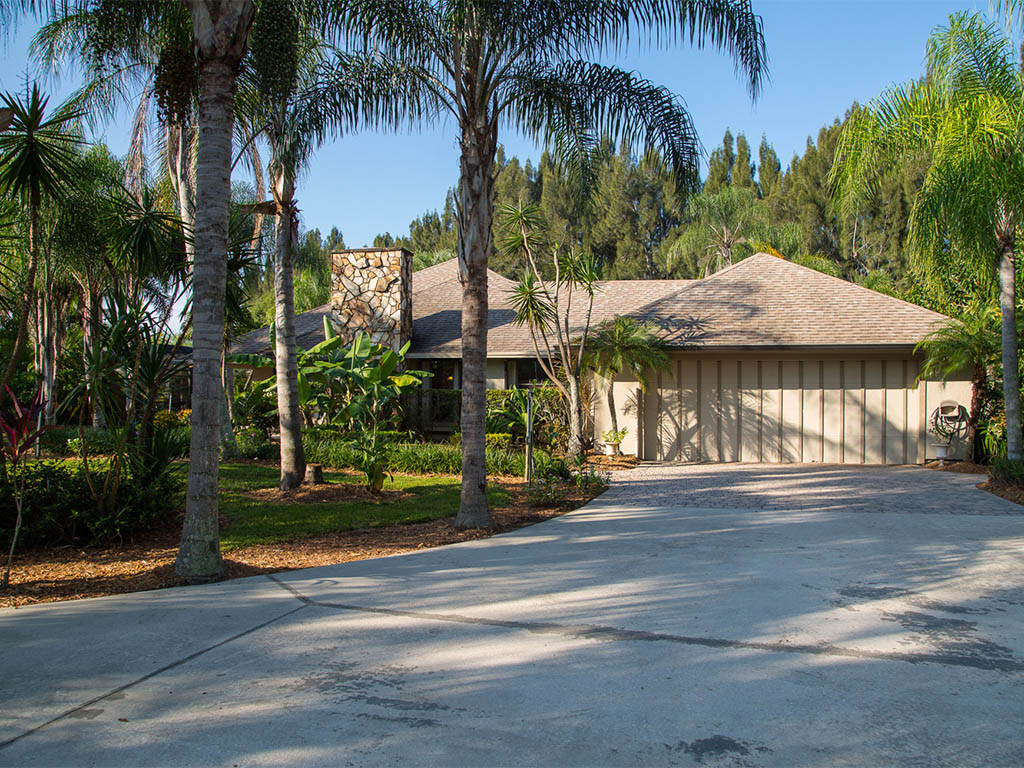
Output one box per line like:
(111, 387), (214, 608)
(602, 427), (628, 456)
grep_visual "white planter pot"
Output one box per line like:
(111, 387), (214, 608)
(933, 443), (949, 459)
(605, 442), (621, 456)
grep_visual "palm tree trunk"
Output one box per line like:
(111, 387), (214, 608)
(968, 365), (985, 463)
(273, 183), (305, 490)
(0, 191), (38, 408)
(607, 377), (618, 435)
(174, 58), (237, 583)
(83, 286), (105, 428)
(567, 374), (584, 460)
(998, 231), (1022, 460)
(454, 117), (496, 529)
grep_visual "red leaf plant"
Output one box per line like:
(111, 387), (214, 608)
(1, 385), (45, 588)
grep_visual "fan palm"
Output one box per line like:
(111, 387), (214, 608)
(337, 0), (768, 527)
(833, 11), (1024, 460)
(586, 316), (669, 435)
(916, 303), (1001, 462)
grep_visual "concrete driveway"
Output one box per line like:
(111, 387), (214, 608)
(2, 463), (1023, 767)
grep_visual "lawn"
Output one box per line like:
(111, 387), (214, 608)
(218, 462), (512, 551)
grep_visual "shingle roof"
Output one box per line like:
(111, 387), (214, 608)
(229, 254), (947, 359)
(635, 253), (947, 349)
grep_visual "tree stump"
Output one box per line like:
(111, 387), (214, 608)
(304, 463), (324, 485)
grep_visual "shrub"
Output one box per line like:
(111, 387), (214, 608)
(303, 434), (525, 477)
(447, 432), (515, 449)
(153, 410), (189, 430)
(38, 427), (116, 457)
(235, 426), (279, 460)
(0, 459), (184, 548)
(991, 457), (1024, 488)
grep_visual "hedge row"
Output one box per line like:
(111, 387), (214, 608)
(303, 436), (526, 477)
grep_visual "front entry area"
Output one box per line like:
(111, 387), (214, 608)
(634, 356), (971, 464)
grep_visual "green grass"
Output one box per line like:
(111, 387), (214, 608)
(218, 462), (512, 551)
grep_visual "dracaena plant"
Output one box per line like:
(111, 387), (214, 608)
(1, 384), (45, 588)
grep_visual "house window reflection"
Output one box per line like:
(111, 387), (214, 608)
(515, 358), (545, 388)
(425, 359), (460, 389)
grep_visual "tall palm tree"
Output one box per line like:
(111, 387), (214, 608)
(833, 11), (1024, 460)
(0, 85), (83, 408)
(236, 18), (421, 490)
(24, 0), (255, 580)
(586, 316), (668, 436)
(338, 0), (768, 527)
(174, 0), (255, 582)
(916, 303), (1001, 462)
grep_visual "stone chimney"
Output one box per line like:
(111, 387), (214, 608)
(329, 248), (413, 349)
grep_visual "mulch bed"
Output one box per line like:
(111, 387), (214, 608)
(929, 460), (1024, 507)
(0, 478), (604, 610)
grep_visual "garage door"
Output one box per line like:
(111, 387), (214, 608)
(637, 357), (967, 465)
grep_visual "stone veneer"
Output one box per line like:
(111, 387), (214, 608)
(329, 248), (413, 349)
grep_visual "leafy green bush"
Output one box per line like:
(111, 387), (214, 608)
(991, 457), (1024, 488)
(447, 432), (515, 449)
(38, 428), (116, 457)
(303, 434), (525, 477)
(235, 426), (279, 460)
(0, 459), (185, 548)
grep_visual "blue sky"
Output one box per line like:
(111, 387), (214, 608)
(0, 0), (988, 248)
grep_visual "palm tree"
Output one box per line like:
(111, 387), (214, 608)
(916, 303), (1001, 462)
(833, 11), (1024, 460)
(22, 0), (254, 580)
(339, 0), (768, 527)
(0, 85), (83, 408)
(586, 316), (669, 436)
(236, 23), (421, 490)
(172, 0), (254, 583)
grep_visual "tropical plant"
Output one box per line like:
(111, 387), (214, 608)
(236, 18), (423, 490)
(502, 203), (599, 459)
(0, 384), (44, 588)
(339, 0), (767, 526)
(0, 85), (83, 407)
(586, 316), (669, 437)
(916, 303), (1001, 461)
(832, 12), (1024, 460)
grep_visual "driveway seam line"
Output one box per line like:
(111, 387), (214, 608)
(0, 598), (309, 751)
(266, 576), (1022, 673)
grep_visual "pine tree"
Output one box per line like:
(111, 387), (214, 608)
(704, 128), (735, 193)
(757, 134), (781, 199)
(732, 133), (756, 190)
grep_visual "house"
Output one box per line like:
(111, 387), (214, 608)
(230, 247), (972, 464)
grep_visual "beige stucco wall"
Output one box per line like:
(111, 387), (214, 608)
(593, 353), (972, 465)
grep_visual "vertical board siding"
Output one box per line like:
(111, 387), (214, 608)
(659, 365), (680, 460)
(842, 361), (864, 463)
(802, 360), (823, 462)
(760, 361), (781, 462)
(646, 355), (939, 466)
(739, 359), (760, 462)
(721, 359), (740, 461)
(700, 359), (719, 461)
(864, 360), (885, 464)
(885, 361), (907, 464)
(781, 361), (802, 462)
(679, 360), (700, 461)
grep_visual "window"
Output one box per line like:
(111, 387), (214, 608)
(426, 359), (459, 389)
(515, 358), (546, 388)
